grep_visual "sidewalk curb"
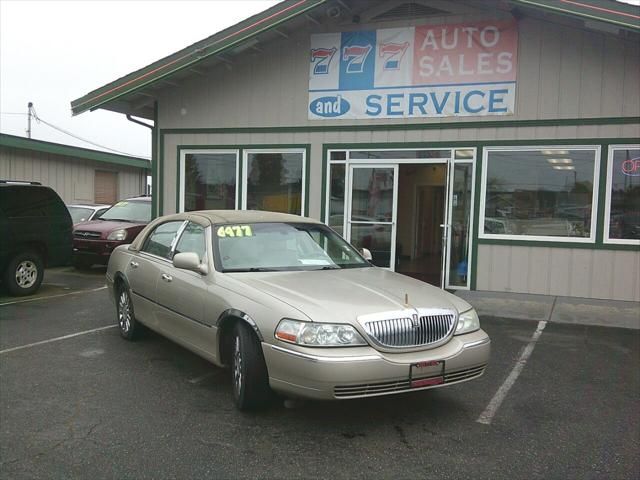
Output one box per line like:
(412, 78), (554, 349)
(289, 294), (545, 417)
(454, 291), (640, 330)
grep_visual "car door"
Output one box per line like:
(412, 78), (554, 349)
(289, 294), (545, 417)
(127, 220), (185, 329)
(155, 221), (215, 359)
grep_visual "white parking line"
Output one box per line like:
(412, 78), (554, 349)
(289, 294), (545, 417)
(0, 286), (107, 306)
(476, 320), (547, 425)
(0, 325), (118, 355)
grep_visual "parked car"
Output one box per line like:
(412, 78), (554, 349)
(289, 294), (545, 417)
(0, 180), (72, 296)
(106, 210), (490, 410)
(67, 203), (110, 225)
(72, 196), (151, 269)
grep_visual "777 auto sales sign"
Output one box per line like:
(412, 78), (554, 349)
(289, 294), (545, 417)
(308, 21), (518, 120)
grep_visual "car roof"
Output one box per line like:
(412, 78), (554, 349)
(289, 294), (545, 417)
(67, 203), (110, 209)
(123, 196), (151, 202)
(185, 210), (322, 225)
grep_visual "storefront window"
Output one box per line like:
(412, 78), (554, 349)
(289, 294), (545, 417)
(183, 152), (237, 212)
(605, 146), (640, 243)
(481, 147), (598, 240)
(245, 150), (305, 215)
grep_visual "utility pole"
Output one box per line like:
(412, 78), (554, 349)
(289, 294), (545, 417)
(26, 102), (33, 138)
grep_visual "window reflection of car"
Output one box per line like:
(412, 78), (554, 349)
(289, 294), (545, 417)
(484, 217), (515, 235)
(107, 210), (490, 411)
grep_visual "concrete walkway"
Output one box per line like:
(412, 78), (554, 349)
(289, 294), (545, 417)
(455, 290), (640, 330)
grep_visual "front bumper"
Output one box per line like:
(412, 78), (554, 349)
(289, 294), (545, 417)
(263, 329), (490, 400)
(72, 239), (126, 265)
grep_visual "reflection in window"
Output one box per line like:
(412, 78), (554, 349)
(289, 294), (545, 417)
(607, 147), (640, 241)
(184, 153), (237, 211)
(246, 152), (304, 215)
(483, 148), (597, 238)
(175, 222), (206, 261)
(142, 221), (183, 259)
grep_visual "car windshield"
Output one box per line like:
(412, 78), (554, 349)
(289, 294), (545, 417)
(100, 200), (151, 223)
(67, 206), (93, 223)
(213, 222), (370, 272)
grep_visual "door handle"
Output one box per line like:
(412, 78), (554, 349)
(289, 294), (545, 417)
(130, 261), (139, 268)
(161, 273), (173, 282)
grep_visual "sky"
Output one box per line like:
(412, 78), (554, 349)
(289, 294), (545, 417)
(0, 0), (279, 159)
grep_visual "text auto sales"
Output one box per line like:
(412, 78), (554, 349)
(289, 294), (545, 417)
(310, 23), (517, 119)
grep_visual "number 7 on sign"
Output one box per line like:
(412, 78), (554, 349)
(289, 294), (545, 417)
(343, 45), (372, 74)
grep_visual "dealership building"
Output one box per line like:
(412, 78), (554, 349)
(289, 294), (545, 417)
(71, 0), (639, 301)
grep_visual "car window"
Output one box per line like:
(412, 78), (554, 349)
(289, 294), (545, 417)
(100, 200), (151, 223)
(214, 222), (369, 272)
(0, 186), (65, 217)
(68, 206), (93, 223)
(174, 222), (206, 262)
(94, 208), (109, 219)
(142, 221), (184, 259)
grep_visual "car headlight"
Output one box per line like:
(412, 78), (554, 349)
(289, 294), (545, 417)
(107, 229), (127, 241)
(275, 319), (367, 347)
(455, 309), (480, 335)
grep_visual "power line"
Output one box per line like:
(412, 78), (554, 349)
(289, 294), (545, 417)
(21, 105), (151, 160)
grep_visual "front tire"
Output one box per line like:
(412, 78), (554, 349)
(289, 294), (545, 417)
(116, 284), (141, 340)
(231, 322), (271, 411)
(4, 251), (44, 296)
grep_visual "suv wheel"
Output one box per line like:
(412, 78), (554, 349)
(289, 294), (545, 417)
(116, 285), (141, 340)
(4, 251), (44, 296)
(231, 322), (271, 410)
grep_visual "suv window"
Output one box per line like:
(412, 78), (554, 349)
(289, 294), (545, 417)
(142, 221), (184, 259)
(0, 185), (66, 217)
(174, 222), (206, 262)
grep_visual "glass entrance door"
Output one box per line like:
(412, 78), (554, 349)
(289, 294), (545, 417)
(346, 165), (398, 269)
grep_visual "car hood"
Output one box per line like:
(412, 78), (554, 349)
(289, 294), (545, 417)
(73, 219), (145, 233)
(228, 267), (472, 324)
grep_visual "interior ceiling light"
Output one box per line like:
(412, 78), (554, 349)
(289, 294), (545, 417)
(547, 158), (573, 164)
(552, 165), (575, 170)
(542, 149), (569, 155)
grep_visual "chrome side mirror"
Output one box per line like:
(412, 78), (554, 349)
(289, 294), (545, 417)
(173, 252), (208, 275)
(360, 248), (373, 262)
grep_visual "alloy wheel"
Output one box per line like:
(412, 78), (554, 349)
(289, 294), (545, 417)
(233, 336), (243, 396)
(15, 261), (37, 289)
(118, 291), (131, 333)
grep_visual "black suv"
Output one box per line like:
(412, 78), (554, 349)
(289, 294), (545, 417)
(0, 181), (73, 296)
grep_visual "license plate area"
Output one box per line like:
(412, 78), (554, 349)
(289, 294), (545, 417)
(410, 360), (444, 388)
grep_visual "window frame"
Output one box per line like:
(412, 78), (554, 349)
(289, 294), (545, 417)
(479, 145), (601, 243)
(178, 149), (240, 213)
(604, 144), (640, 246)
(173, 220), (208, 263)
(140, 220), (188, 261)
(241, 148), (307, 215)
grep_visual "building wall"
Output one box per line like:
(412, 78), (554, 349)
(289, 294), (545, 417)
(477, 244), (640, 302)
(157, 14), (640, 129)
(0, 146), (147, 204)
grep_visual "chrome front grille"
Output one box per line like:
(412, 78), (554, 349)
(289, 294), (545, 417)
(363, 313), (455, 348)
(74, 230), (101, 239)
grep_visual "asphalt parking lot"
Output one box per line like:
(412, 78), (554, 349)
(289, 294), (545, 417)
(1, 268), (638, 479)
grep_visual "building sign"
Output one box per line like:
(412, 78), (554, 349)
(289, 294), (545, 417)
(308, 21), (518, 120)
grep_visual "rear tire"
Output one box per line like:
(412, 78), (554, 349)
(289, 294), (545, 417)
(4, 251), (44, 296)
(116, 284), (141, 340)
(231, 322), (271, 411)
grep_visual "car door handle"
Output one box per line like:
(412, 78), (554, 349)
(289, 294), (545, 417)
(130, 261), (139, 268)
(161, 273), (173, 282)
